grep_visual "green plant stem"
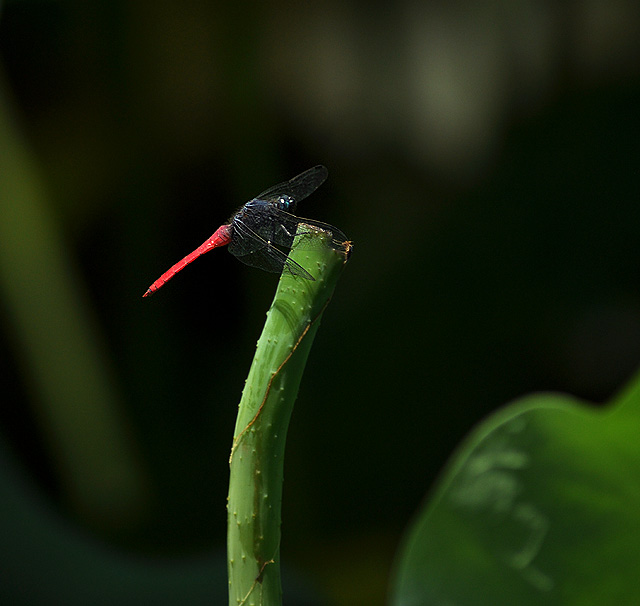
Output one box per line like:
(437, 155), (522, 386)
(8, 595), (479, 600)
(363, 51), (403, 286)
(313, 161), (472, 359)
(227, 228), (350, 606)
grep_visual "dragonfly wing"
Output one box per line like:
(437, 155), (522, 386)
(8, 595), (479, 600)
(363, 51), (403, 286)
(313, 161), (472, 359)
(293, 216), (348, 247)
(259, 207), (348, 249)
(228, 214), (264, 255)
(229, 216), (315, 280)
(232, 247), (314, 281)
(230, 203), (300, 249)
(232, 204), (347, 252)
(253, 165), (328, 204)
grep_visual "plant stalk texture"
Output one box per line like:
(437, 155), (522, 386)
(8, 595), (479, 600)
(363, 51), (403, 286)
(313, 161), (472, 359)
(227, 227), (350, 606)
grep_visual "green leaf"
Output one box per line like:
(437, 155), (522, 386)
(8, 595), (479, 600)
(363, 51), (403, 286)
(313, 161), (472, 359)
(390, 373), (640, 605)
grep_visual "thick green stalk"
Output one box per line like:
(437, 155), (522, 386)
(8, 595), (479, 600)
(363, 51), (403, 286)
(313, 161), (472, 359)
(227, 228), (350, 606)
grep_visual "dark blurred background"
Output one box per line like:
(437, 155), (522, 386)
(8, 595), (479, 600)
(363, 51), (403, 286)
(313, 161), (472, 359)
(1, 1), (639, 604)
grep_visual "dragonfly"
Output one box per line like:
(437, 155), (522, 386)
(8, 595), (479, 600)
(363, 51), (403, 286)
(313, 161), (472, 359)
(143, 165), (347, 297)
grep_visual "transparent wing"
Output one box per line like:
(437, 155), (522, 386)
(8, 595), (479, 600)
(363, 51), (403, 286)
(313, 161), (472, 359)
(229, 216), (315, 280)
(229, 203), (299, 252)
(256, 206), (347, 249)
(228, 212), (268, 255)
(231, 204), (346, 251)
(229, 201), (347, 255)
(253, 165), (328, 204)
(279, 215), (347, 249)
(232, 248), (315, 280)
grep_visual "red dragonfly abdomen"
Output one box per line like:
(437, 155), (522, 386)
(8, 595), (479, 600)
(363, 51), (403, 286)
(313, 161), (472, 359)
(143, 224), (232, 297)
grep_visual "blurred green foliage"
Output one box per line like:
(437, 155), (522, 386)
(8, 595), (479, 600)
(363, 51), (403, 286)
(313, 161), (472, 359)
(0, 1), (639, 605)
(391, 378), (640, 604)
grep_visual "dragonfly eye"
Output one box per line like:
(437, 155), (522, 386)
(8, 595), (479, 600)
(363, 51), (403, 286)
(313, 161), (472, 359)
(276, 195), (295, 212)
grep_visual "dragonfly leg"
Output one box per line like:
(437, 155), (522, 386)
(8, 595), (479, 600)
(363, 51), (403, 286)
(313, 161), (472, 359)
(279, 224), (295, 238)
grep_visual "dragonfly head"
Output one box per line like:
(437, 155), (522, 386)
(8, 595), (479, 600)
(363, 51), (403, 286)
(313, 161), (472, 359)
(274, 195), (296, 213)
